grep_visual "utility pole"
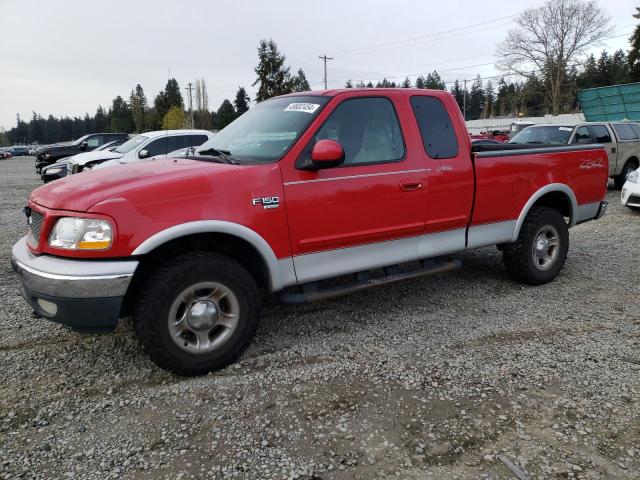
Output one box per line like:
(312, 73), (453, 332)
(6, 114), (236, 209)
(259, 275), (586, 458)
(318, 54), (333, 90)
(186, 83), (194, 128)
(463, 79), (467, 121)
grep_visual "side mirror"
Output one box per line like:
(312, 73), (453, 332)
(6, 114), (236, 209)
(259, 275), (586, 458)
(309, 139), (344, 169)
(80, 141), (88, 151)
(138, 149), (149, 159)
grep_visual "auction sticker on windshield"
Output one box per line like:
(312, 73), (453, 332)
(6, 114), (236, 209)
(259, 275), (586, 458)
(284, 103), (320, 114)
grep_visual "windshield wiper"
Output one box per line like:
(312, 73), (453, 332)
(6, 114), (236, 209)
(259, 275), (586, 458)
(195, 147), (236, 164)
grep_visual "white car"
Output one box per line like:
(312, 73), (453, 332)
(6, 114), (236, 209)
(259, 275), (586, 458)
(621, 167), (640, 211)
(68, 129), (212, 173)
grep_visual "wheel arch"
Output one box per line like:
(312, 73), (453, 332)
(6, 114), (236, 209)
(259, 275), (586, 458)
(623, 155), (639, 171)
(512, 184), (577, 242)
(130, 221), (295, 293)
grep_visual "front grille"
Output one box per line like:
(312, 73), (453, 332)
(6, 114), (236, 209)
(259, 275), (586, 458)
(30, 210), (44, 241)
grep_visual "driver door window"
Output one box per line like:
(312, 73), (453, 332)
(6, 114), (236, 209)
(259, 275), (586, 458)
(144, 138), (168, 157)
(313, 97), (405, 166)
(571, 127), (592, 145)
(86, 136), (101, 148)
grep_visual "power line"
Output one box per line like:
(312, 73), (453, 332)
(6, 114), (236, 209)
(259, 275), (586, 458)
(330, 14), (518, 57)
(327, 31), (633, 89)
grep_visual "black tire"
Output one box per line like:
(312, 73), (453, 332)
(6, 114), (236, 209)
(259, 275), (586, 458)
(614, 160), (638, 190)
(502, 207), (569, 285)
(134, 252), (260, 376)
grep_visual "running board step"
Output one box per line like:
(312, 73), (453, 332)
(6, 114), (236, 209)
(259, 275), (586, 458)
(280, 258), (462, 305)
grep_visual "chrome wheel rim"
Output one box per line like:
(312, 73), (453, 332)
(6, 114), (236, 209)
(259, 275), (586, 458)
(531, 225), (560, 271)
(168, 282), (240, 354)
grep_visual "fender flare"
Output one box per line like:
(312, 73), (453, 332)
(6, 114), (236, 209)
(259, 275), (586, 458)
(131, 221), (295, 291)
(511, 183), (578, 242)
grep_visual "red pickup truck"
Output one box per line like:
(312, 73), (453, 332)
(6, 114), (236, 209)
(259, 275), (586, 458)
(12, 89), (609, 375)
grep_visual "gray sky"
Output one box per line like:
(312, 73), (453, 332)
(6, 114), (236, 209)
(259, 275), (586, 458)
(0, 0), (637, 131)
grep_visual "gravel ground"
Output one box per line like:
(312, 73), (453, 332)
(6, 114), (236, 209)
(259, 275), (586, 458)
(0, 156), (639, 480)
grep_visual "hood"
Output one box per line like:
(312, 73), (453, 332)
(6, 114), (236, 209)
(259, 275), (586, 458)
(30, 158), (239, 212)
(39, 142), (74, 152)
(67, 149), (123, 165)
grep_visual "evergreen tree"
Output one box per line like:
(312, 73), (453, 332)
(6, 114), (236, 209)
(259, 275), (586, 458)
(45, 114), (60, 143)
(376, 78), (397, 88)
(154, 78), (183, 128)
(234, 87), (250, 116)
(414, 76), (426, 89)
(164, 78), (183, 108)
(253, 39), (293, 101)
(345, 79), (354, 88)
(93, 106), (109, 132)
(292, 68), (311, 92)
(129, 84), (148, 133)
(629, 7), (640, 81)
(365, 81), (374, 88)
(109, 96), (134, 132)
(577, 54), (599, 89)
(214, 99), (236, 130)
(484, 81), (495, 118)
(468, 75), (485, 120)
(610, 49), (630, 84)
(424, 71), (445, 90)
(450, 80), (465, 112)
(401, 77), (412, 88)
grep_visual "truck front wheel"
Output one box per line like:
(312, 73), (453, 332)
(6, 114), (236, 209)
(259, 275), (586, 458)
(614, 160), (637, 190)
(502, 207), (569, 285)
(134, 252), (260, 376)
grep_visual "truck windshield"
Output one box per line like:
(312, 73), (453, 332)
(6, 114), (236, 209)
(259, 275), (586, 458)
(193, 95), (330, 164)
(115, 135), (148, 154)
(509, 126), (573, 145)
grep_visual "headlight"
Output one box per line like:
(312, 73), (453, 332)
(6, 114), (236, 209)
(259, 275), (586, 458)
(44, 153), (51, 158)
(627, 169), (639, 184)
(48, 217), (112, 250)
(46, 168), (62, 174)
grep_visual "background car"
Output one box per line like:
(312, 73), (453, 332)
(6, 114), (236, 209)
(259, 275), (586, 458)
(9, 145), (30, 156)
(40, 139), (127, 183)
(621, 167), (640, 211)
(510, 122), (640, 189)
(71, 130), (213, 173)
(35, 132), (129, 173)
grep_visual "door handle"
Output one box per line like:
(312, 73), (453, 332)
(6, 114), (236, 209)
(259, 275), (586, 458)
(400, 178), (424, 192)
(611, 147), (616, 153)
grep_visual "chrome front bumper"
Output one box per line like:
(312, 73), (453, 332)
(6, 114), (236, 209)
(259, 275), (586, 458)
(11, 237), (138, 331)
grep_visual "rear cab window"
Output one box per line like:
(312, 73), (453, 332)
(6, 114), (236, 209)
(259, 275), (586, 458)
(613, 124), (639, 141)
(588, 125), (612, 143)
(410, 96), (458, 159)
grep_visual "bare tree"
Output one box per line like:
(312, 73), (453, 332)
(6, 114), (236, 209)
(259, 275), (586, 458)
(496, 0), (610, 115)
(195, 80), (203, 113)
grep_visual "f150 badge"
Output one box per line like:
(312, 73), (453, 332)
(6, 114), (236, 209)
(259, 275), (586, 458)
(252, 196), (280, 209)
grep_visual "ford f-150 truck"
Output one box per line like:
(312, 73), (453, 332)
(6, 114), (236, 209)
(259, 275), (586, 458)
(11, 89), (609, 375)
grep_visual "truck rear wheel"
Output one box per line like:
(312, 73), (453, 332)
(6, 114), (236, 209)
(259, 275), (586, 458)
(502, 207), (569, 285)
(134, 252), (260, 376)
